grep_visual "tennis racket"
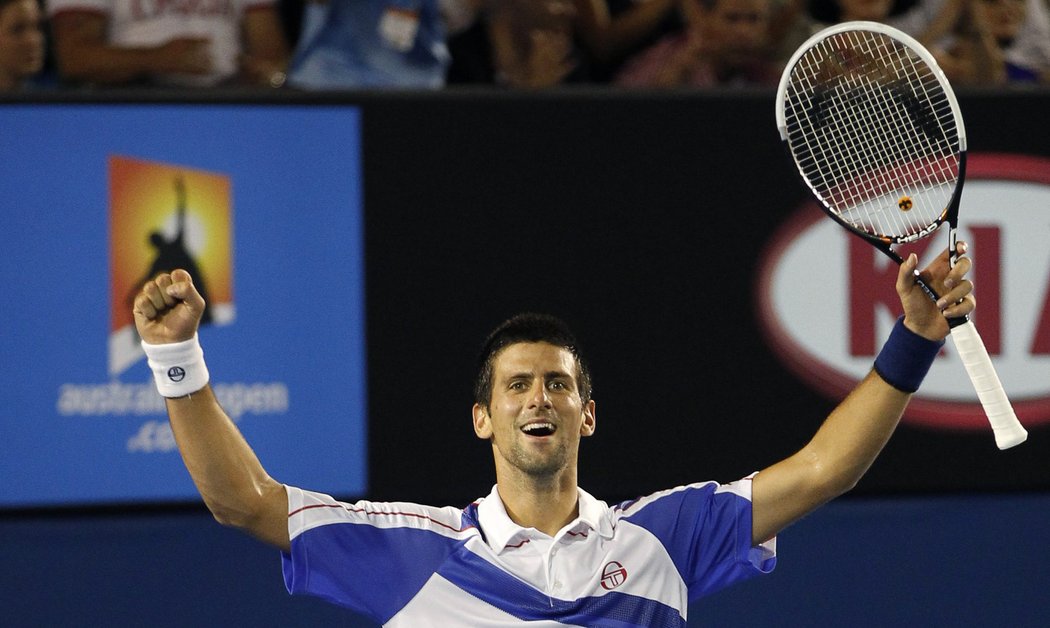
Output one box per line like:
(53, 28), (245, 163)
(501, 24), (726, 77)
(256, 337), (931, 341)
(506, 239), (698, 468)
(774, 21), (1027, 449)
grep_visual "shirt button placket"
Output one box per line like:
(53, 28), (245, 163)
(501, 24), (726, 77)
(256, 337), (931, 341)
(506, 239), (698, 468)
(548, 545), (560, 595)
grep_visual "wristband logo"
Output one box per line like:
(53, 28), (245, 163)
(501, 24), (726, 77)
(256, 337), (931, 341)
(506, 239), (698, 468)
(167, 366), (186, 383)
(757, 153), (1050, 431)
(108, 157), (235, 376)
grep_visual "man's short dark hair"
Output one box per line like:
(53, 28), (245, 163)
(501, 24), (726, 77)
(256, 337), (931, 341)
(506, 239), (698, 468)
(473, 313), (592, 408)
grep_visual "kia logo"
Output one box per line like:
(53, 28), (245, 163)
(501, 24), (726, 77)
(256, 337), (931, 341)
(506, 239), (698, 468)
(757, 153), (1050, 431)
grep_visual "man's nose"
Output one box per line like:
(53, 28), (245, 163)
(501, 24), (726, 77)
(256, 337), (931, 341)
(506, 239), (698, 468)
(529, 382), (552, 408)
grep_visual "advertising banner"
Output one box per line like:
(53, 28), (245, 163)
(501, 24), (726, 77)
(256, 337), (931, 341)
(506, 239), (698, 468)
(1, 105), (367, 507)
(758, 153), (1050, 432)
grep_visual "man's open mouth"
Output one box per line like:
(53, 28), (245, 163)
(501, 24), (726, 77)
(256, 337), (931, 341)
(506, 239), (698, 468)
(520, 422), (556, 437)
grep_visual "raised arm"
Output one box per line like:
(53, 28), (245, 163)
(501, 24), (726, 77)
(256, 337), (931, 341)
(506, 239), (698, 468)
(750, 244), (975, 545)
(133, 269), (289, 551)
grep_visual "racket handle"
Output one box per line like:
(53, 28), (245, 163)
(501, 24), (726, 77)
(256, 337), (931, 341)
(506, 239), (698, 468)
(949, 320), (1027, 449)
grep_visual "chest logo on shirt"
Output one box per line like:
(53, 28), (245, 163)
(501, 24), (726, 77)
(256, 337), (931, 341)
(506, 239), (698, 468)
(600, 561), (628, 590)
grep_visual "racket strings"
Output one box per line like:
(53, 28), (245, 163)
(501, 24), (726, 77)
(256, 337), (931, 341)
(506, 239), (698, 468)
(806, 36), (953, 236)
(793, 32), (945, 217)
(830, 32), (941, 234)
(800, 34), (944, 229)
(783, 29), (961, 241)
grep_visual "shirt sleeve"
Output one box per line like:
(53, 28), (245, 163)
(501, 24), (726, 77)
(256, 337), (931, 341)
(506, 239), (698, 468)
(620, 474), (777, 601)
(281, 486), (471, 624)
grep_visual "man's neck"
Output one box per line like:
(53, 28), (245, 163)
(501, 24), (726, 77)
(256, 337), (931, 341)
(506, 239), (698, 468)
(496, 474), (580, 537)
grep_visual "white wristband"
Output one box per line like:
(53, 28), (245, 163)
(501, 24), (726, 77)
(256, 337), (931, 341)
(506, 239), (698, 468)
(142, 334), (210, 398)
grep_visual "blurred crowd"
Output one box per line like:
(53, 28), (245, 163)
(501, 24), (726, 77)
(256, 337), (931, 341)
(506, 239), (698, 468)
(1, 0), (1048, 92)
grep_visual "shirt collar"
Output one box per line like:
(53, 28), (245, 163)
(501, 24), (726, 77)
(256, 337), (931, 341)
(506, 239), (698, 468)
(476, 484), (614, 553)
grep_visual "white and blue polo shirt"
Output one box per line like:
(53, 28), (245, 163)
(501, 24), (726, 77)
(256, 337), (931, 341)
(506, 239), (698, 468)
(282, 477), (776, 626)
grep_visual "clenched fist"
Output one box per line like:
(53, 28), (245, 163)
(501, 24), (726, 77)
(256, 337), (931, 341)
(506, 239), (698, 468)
(132, 268), (205, 345)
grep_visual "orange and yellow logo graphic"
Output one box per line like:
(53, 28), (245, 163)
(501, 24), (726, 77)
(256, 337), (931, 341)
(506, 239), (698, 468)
(109, 156), (235, 376)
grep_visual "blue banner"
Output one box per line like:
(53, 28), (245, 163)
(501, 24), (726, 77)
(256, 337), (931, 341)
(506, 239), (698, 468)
(1, 104), (367, 507)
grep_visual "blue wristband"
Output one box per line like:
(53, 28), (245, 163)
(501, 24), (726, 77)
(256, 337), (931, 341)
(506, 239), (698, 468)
(873, 317), (944, 393)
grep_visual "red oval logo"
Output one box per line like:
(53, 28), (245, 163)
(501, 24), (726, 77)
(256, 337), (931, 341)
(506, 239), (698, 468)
(757, 153), (1050, 431)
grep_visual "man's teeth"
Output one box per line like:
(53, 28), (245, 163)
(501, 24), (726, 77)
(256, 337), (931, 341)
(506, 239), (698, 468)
(522, 422), (555, 435)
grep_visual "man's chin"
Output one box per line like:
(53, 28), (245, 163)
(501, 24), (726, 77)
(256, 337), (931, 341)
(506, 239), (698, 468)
(513, 452), (568, 478)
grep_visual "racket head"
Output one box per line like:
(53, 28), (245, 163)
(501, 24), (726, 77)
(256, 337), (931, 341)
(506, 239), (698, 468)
(775, 21), (967, 248)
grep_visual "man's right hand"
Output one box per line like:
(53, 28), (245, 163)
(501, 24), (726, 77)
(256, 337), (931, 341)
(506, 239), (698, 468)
(132, 269), (205, 345)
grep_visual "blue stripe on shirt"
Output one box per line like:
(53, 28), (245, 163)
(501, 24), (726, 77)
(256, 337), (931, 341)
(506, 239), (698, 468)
(438, 547), (687, 627)
(283, 523), (464, 623)
(285, 515), (685, 626)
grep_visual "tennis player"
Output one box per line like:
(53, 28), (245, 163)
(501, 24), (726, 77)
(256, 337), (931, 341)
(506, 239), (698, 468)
(132, 244), (975, 626)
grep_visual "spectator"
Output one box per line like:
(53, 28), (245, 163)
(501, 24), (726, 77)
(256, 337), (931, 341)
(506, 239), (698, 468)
(932, 0), (1050, 83)
(474, 0), (676, 88)
(0, 0), (45, 90)
(615, 0), (779, 87)
(46, 0), (290, 87)
(794, 0), (946, 46)
(767, 0), (816, 63)
(285, 0), (460, 89)
(774, 0), (957, 72)
(482, 0), (581, 86)
(1002, 0), (1050, 81)
(801, 0), (1050, 85)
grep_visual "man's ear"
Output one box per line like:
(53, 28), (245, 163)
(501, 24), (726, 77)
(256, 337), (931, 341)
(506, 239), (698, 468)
(580, 399), (596, 437)
(473, 403), (492, 439)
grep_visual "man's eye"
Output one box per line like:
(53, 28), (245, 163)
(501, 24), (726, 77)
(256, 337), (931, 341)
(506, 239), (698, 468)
(510, 381), (527, 390)
(549, 381), (567, 390)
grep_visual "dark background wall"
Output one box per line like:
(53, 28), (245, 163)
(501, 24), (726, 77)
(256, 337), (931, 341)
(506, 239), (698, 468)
(359, 89), (1050, 506)
(3, 89), (1048, 626)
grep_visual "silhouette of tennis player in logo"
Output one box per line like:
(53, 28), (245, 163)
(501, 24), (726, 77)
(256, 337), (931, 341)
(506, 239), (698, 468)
(129, 175), (213, 326)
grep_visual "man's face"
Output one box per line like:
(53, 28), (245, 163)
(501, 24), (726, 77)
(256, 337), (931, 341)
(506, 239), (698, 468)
(0, 0), (44, 83)
(695, 0), (771, 68)
(473, 342), (595, 480)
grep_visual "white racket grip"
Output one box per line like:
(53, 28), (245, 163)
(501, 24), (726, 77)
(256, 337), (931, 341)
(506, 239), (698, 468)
(949, 321), (1027, 449)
